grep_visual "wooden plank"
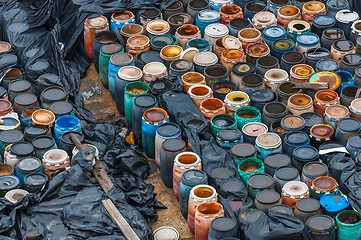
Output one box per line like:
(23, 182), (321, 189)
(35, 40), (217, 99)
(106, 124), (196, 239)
(293, 82), (328, 89)
(102, 199), (141, 240)
(69, 131), (140, 240)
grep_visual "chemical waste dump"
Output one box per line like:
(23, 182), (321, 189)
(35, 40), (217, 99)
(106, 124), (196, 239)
(0, 0), (360, 239)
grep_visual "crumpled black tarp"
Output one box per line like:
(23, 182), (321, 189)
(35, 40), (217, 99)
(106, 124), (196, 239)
(0, 140), (165, 239)
(238, 208), (308, 240)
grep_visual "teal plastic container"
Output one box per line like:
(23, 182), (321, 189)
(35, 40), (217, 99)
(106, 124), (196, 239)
(210, 114), (237, 135)
(98, 43), (123, 88)
(336, 210), (361, 240)
(237, 158), (264, 184)
(234, 106), (261, 130)
(124, 81), (149, 129)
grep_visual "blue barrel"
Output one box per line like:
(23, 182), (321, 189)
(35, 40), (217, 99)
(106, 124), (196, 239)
(326, 0), (350, 17)
(336, 70), (354, 92)
(262, 26), (287, 48)
(195, 10), (221, 34)
(271, 39), (296, 61)
(16, 157), (43, 185)
(141, 108), (169, 159)
(108, 53), (134, 99)
(110, 11), (135, 31)
(54, 115), (82, 146)
(267, 0), (290, 16)
(244, 1), (266, 20)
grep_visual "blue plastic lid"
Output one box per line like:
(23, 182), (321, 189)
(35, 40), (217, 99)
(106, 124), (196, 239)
(263, 26), (286, 39)
(312, 14), (336, 28)
(320, 194), (350, 212)
(187, 38), (211, 49)
(316, 59), (339, 71)
(326, 0), (349, 9)
(16, 157), (42, 173)
(285, 131), (309, 145)
(296, 33), (320, 46)
(197, 10), (220, 22)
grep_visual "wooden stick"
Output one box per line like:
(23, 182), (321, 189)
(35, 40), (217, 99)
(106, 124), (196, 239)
(69, 131), (140, 240)
(293, 82), (328, 90)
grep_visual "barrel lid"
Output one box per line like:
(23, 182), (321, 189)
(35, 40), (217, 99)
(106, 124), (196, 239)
(0, 175), (19, 191)
(49, 101), (73, 116)
(187, 38), (210, 49)
(333, 39), (354, 51)
(197, 10), (220, 21)
(247, 173), (274, 189)
(319, 194), (350, 212)
(210, 217), (236, 232)
(0, 99), (11, 112)
(242, 122), (268, 137)
(24, 173), (48, 186)
(302, 161), (328, 179)
(346, 134), (361, 148)
(316, 59), (339, 71)
(293, 146), (318, 161)
(0, 129), (23, 144)
(283, 181), (309, 195)
(337, 118), (360, 132)
(9, 80), (31, 92)
(14, 93), (37, 105)
(151, 35), (174, 48)
(281, 116), (305, 131)
(153, 226), (179, 240)
(61, 131), (84, 145)
(162, 138), (186, 152)
(232, 62), (255, 75)
(256, 133), (281, 148)
(296, 33), (319, 45)
(296, 198), (320, 213)
(181, 170), (208, 187)
(156, 123), (180, 137)
(263, 26), (286, 38)
(275, 166), (299, 181)
(268, 204), (293, 215)
(306, 215), (335, 232)
(110, 52), (133, 66)
(16, 157), (42, 172)
(300, 112), (323, 127)
(0, 41), (11, 53)
(193, 52), (218, 66)
(55, 115), (80, 129)
(170, 59), (193, 71)
(264, 153), (291, 169)
(180, 47), (199, 62)
(342, 53), (361, 65)
(230, 143), (256, 158)
(217, 128), (242, 141)
(32, 135), (55, 150)
(32, 109), (55, 126)
(220, 179), (245, 195)
(210, 167), (235, 180)
(24, 125), (48, 137)
(250, 89), (275, 103)
(256, 190), (280, 204)
(327, 0), (349, 9)
(0, 117), (20, 128)
(117, 66), (143, 80)
(139, 8), (161, 19)
(134, 94), (157, 108)
(43, 149), (68, 166)
(41, 86), (67, 102)
(140, 51), (162, 64)
(285, 131), (309, 145)
(222, 35), (242, 49)
(325, 105), (349, 118)
(10, 141), (34, 156)
(312, 14), (335, 28)
(336, 10), (359, 23)
(101, 43), (122, 55)
(205, 23), (229, 38)
(85, 16), (108, 28)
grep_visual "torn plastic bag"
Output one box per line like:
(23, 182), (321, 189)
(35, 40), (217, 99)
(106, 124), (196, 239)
(327, 152), (355, 189)
(238, 208), (308, 240)
(341, 170), (361, 212)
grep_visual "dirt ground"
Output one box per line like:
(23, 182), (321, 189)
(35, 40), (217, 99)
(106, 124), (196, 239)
(81, 65), (193, 239)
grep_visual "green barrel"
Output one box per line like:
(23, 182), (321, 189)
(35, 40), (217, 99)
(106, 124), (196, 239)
(237, 158), (264, 184)
(234, 106), (261, 130)
(124, 81), (149, 129)
(336, 210), (361, 240)
(210, 114), (237, 135)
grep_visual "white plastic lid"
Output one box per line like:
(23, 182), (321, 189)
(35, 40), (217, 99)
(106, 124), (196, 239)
(117, 66), (143, 81)
(193, 52), (218, 66)
(205, 23), (229, 38)
(336, 10), (359, 23)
